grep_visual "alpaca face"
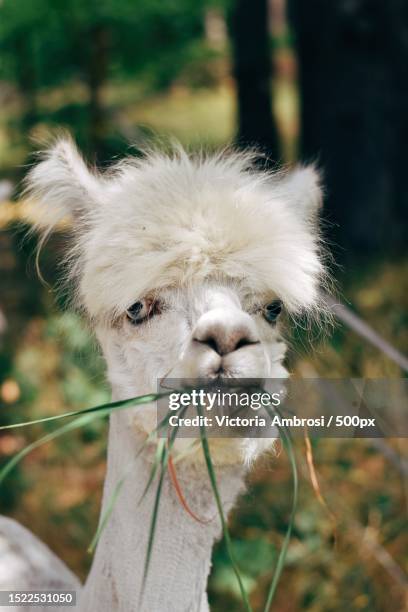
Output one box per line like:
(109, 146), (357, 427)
(95, 282), (289, 462)
(96, 283), (288, 396)
(26, 138), (327, 462)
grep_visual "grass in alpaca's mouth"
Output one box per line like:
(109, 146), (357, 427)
(0, 391), (298, 612)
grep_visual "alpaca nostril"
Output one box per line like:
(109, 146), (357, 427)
(235, 337), (257, 351)
(195, 335), (223, 355)
(205, 336), (220, 354)
(195, 330), (259, 356)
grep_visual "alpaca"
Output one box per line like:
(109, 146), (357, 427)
(0, 138), (326, 611)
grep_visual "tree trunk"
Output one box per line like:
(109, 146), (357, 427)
(230, 0), (279, 164)
(389, 1), (408, 252)
(87, 24), (110, 159)
(14, 36), (37, 131)
(290, 0), (408, 261)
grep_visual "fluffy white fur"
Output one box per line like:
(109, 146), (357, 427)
(26, 138), (325, 320)
(0, 137), (329, 611)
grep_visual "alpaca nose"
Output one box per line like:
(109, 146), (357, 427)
(193, 309), (259, 356)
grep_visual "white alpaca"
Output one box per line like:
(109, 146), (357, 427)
(0, 138), (326, 611)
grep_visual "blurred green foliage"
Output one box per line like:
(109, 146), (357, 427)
(0, 0), (211, 89)
(0, 0), (228, 164)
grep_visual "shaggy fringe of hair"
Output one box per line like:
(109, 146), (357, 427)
(23, 133), (335, 339)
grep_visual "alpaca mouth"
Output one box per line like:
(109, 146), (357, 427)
(206, 370), (266, 390)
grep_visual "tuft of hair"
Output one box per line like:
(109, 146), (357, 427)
(279, 164), (323, 218)
(22, 134), (104, 285)
(23, 134), (103, 234)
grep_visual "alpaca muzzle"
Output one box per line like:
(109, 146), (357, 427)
(179, 307), (269, 380)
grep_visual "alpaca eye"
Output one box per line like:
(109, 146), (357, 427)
(126, 299), (155, 325)
(263, 300), (282, 324)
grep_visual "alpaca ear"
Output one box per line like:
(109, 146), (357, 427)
(24, 136), (102, 231)
(281, 165), (323, 219)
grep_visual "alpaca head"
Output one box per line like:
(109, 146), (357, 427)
(26, 137), (326, 463)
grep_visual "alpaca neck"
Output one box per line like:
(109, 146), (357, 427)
(79, 406), (245, 612)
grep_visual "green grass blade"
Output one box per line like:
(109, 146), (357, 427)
(139, 406), (187, 605)
(0, 389), (178, 557)
(0, 392), (170, 431)
(0, 392), (171, 487)
(89, 422), (170, 554)
(263, 405), (298, 612)
(1, 382), (297, 612)
(138, 404), (187, 504)
(197, 405), (252, 612)
(0, 411), (108, 486)
(89, 398), (186, 553)
(87, 471), (128, 554)
(138, 438), (166, 506)
(140, 440), (169, 599)
(88, 397), (184, 554)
